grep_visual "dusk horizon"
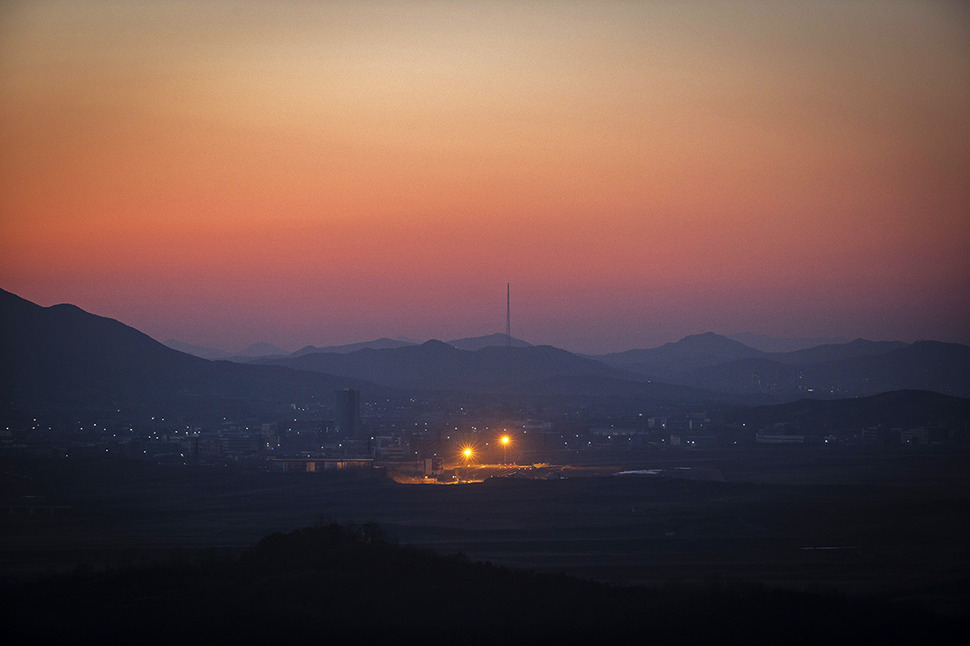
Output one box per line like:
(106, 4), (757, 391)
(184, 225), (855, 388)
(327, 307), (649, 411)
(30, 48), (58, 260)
(5, 283), (968, 357)
(3, 1), (968, 354)
(3, 1), (970, 628)
(4, 5), (969, 633)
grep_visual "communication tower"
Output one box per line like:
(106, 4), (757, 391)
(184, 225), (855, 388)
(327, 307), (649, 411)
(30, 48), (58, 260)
(506, 283), (511, 347)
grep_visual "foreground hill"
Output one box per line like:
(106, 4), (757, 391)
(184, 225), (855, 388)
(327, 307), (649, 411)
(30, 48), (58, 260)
(0, 289), (382, 418)
(1, 522), (958, 644)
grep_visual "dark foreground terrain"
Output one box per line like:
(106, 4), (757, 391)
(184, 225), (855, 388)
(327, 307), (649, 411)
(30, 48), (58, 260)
(3, 446), (969, 642)
(2, 522), (962, 644)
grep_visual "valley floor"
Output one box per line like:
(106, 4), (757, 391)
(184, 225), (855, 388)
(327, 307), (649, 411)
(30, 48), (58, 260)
(3, 445), (969, 619)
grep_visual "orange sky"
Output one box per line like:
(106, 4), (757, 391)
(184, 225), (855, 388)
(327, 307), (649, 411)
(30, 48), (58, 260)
(2, 1), (968, 353)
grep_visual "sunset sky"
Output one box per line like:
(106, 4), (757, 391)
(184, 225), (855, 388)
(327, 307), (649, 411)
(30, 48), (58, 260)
(2, 1), (968, 354)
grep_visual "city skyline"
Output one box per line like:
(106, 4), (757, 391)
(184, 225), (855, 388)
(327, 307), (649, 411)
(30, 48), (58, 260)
(2, 1), (968, 354)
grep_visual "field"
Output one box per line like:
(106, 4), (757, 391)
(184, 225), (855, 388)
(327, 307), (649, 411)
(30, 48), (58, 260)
(3, 446), (969, 618)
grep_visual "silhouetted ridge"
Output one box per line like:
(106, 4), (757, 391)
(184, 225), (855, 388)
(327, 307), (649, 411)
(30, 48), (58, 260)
(0, 288), (384, 417)
(447, 332), (531, 350)
(162, 339), (231, 360)
(594, 330), (968, 398)
(2, 522), (958, 644)
(263, 339), (641, 392)
(289, 337), (415, 357)
(768, 338), (907, 364)
(731, 389), (970, 430)
(596, 332), (764, 373)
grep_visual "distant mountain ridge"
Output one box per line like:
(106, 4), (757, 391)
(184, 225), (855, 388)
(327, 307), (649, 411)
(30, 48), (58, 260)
(291, 338), (415, 357)
(0, 289), (383, 417)
(726, 332), (850, 353)
(731, 389), (970, 432)
(4, 289), (967, 412)
(236, 341), (288, 357)
(595, 332), (763, 376)
(594, 332), (969, 398)
(765, 339), (907, 364)
(162, 339), (288, 361)
(250, 333), (529, 359)
(447, 333), (531, 351)
(162, 339), (232, 360)
(259, 340), (633, 393)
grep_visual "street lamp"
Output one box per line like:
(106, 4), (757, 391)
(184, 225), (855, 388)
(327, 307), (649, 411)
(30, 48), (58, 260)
(460, 446), (474, 483)
(500, 435), (510, 464)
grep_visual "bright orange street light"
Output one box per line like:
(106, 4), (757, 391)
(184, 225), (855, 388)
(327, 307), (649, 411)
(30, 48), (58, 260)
(458, 446), (475, 483)
(500, 435), (510, 464)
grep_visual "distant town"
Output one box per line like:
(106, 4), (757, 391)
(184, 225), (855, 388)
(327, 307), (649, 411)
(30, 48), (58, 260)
(3, 288), (968, 484)
(5, 382), (966, 485)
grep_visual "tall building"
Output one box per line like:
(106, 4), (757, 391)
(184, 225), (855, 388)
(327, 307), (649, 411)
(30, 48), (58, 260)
(334, 388), (361, 439)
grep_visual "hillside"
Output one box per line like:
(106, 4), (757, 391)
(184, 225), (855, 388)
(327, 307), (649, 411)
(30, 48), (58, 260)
(0, 289), (383, 418)
(728, 389), (970, 433)
(2, 522), (958, 644)
(595, 332), (764, 375)
(596, 332), (968, 399)
(261, 340), (639, 393)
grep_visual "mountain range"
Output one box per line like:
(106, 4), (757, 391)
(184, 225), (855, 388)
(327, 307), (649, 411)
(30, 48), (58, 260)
(0, 289), (383, 418)
(725, 332), (850, 353)
(172, 333), (533, 361)
(593, 332), (967, 398)
(257, 340), (630, 393)
(3, 288), (968, 420)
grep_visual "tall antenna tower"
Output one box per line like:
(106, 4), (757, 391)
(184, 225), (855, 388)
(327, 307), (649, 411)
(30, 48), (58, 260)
(506, 283), (511, 347)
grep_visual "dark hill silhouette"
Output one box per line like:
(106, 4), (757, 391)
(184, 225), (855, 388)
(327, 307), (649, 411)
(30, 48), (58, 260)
(766, 338), (907, 364)
(290, 337), (415, 357)
(0, 289), (382, 417)
(2, 522), (957, 644)
(727, 332), (849, 352)
(593, 332), (966, 399)
(595, 332), (765, 375)
(684, 341), (970, 398)
(730, 389), (970, 431)
(5, 288), (964, 408)
(261, 340), (636, 393)
(162, 339), (231, 360)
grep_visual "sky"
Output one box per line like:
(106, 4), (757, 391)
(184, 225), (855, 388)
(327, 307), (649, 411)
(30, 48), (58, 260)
(1, 1), (968, 354)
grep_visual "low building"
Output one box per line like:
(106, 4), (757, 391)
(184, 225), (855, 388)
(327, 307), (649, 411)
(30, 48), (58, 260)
(268, 457), (373, 473)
